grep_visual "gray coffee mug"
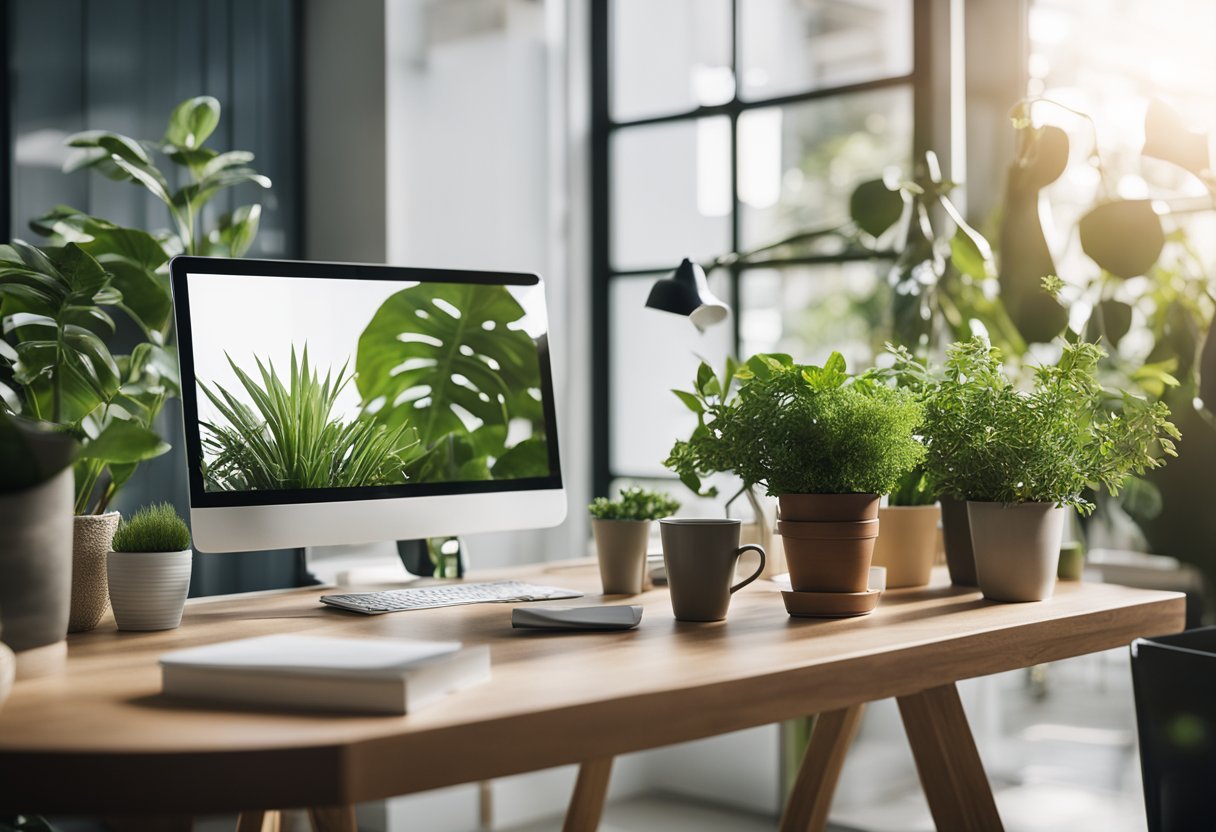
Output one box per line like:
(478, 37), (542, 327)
(660, 518), (766, 622)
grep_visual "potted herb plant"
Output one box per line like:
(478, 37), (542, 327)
(0, 412), (78, 678)
(589, 487), (680, 595)
(107, 503), (193, 631)
(924, 337), (1179, 602)
(669, 353), (923, 594)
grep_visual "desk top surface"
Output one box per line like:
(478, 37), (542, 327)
(0, 560), (1184, 811)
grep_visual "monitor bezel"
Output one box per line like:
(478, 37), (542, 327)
(170, 255), (564, 510)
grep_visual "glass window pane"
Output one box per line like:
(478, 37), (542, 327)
(739, 263), (891, 369)
(611, 0), (733, 121)
(610, 273), (732, 477)
(738, 87), (912, 250)
(612, 117), (733, 271)
(739, 0), (913, 101)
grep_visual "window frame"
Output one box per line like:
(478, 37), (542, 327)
(590, 0), (949, 496)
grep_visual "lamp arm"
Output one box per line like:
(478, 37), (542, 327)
(707, 224), (848, 270)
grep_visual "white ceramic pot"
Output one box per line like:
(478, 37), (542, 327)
(967, 501), (1065, 602)
(107, 549), (193, 631)
(871, 504), (941, 588)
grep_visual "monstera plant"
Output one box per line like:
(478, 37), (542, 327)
(355, 282), (549, 482)
(0, 96), (271, 514)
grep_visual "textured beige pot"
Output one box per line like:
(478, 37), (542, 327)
(968, 501), (1065, 602)
(107, 549), (193, 631)
(70, 512), (120, 632)
(871, 504), (941, 588)
(592, 519), (652, 595)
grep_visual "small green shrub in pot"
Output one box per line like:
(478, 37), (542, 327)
(107, 503), (193, 631)
(922, 337), (1179, 601)
(589, 487), (680, 596)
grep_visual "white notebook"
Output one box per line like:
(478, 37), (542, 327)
(160, 634), (490, 715)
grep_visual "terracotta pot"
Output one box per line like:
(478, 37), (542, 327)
(592, 519), (651, 595)
(0, 468), (74, 679)
(70, 512), (120, 632)
(871, 504), (940, 588)
(108, 549), (194, 631)
(778, 493), (880, 523)
(967, 501), (1065, 602)
(777, 519), (879, 593)
(939, 497), (978, 587)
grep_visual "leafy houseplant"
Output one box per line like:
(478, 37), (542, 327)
(107, 503), (193, 631)
(668, 352), (923, 598)
(922, 337), (1179, 601)
(589, 487), (680, 596)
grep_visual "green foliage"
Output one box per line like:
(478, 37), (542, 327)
(663, 356), (744, 497)
(0, 95), (269, 514)
(666, 352), (924, 497)
(200, 347), (420, 491)
(111, 502), (191, 553)
(588, 487), (680, 521)
(355, 282), (548, 482)
(0, 410), (79, 492)
(921, 337), (1180, 513)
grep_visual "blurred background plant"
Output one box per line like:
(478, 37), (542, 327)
(0, 96), (270, 514)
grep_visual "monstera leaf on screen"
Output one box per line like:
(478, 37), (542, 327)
(355, 283), (543, 451)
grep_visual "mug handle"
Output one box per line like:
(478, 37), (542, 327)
(729, 544), (767, 594)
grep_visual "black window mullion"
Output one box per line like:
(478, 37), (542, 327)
(590, 0), (612, 498)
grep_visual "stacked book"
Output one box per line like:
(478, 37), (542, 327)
(160, 634), (490, 715)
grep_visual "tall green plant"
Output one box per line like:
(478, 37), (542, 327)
(200, 348), (421, 491)
(0, 96), (270, 513)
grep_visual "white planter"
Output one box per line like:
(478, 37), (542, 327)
(106, 549), (193, 631)
(967, 501), (1065, 602)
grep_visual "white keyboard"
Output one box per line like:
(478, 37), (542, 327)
(320, 581), (584, 615)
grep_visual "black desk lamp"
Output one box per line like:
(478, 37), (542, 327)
(645, 258), (730, 331)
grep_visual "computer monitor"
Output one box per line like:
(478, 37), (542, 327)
(170, 256), (566, 553)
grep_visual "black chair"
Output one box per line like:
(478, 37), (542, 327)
(1130, 626), (1216, 832)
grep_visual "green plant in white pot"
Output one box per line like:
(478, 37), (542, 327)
(589, 487), (680, 595)
(923, 337), (1179, 602)
(107, 503), (192, 631)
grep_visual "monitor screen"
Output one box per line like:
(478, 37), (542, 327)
(172, 259), (562, 510)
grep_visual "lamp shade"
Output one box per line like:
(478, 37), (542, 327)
(644, 258), (730, 332)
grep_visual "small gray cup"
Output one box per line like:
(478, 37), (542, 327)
(660, 518), (766, 622)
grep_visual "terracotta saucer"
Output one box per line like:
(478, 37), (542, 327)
(781, 588), (881, 618)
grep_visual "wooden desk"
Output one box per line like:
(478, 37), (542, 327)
(0, 563), (1184, 832)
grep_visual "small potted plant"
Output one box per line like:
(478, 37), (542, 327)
(923, 337), (1178, 602)
(107, 503), (193, 631)
(589, 487), (680, 595)
(670, 352), (923, 594)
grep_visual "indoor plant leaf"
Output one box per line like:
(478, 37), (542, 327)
(355, 282), (543, 450)
(849, 178), (904, 238)
(77, 418), (170, 464)
(164, 96), (222, 151)
(1078, 200), (1165, 279)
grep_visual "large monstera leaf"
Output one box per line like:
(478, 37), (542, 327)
(356, 283), (542, 452)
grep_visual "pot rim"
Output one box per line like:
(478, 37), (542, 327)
(74, 510), (121, 521)
(107, 548), (193, 557)
(590, 517), (653, 525)
(965, 500), (1063, 509)
(658, 517), (741, 526)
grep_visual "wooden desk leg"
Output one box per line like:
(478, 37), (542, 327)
(897, 684), (1004, 832)
(236, 810), (281, 832)
(562, 757), (614, 832)
(778, 704), (865, 832)
(307, 805), (357, 832)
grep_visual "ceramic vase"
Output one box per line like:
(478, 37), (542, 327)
(0, 469), (74, 679)
(107, 549), (193, 631)
(939, 497), (978, 587)
(968, 501), (1065, 602)
(591, 519), (651, 595)
(70, 512), (121, 632)
(870, 504), (941, 588)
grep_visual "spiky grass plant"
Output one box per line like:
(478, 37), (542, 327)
(200, 347), (420, 491)
(111, 502), (191, 552)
